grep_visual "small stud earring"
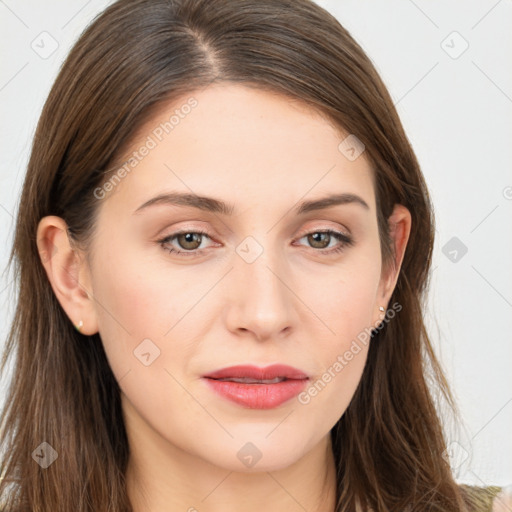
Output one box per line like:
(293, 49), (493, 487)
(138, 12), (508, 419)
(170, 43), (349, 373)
(74, 320), (83, 332)
(379, 306), (385, 313)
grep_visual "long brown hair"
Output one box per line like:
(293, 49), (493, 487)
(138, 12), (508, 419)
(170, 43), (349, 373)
(0, 0), (473, 510)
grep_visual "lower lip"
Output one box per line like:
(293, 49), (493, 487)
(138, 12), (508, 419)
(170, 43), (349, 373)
(203, 378), (308, 409)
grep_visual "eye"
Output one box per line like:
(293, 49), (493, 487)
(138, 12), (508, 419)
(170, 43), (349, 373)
(158, 229), (215, 257)
(294, 229), (354, 255)
(157, 228), (354, 259)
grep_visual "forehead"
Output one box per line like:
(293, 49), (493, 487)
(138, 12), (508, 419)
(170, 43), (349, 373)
(101, 83), (376, 213)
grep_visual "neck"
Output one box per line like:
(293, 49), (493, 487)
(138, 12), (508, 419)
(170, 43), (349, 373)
(124, 406), (337, 512)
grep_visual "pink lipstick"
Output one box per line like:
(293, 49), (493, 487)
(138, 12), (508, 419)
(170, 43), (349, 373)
(202, 364), (309, 409)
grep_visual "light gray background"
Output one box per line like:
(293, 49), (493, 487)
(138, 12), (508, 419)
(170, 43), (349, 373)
(1, 0), (511, 488)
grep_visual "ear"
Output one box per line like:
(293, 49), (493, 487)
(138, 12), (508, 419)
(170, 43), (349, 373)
(377, 204), (411, 308)
(36, 216), (99, 335)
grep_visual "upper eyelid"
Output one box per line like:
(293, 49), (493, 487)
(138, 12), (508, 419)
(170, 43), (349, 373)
(160, 220), (352, 238)
(296, 225), (351, 239)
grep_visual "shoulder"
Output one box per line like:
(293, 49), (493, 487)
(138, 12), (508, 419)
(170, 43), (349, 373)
(458, 483), (512, 512)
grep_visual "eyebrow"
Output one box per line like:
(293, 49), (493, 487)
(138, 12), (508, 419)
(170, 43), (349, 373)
(133, 191), (370, 216)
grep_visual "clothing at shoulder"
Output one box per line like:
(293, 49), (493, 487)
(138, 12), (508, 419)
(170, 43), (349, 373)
(459, 483), (512, 512)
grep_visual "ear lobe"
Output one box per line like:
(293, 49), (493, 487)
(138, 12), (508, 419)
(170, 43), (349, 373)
(36, 216), (98, 335)
(379, 204), (411, 302)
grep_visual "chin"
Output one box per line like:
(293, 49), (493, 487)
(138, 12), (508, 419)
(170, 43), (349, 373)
(198, 434), (312, 474)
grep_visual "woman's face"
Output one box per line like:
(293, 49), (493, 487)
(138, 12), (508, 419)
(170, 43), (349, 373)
(75, 84), (403, 472)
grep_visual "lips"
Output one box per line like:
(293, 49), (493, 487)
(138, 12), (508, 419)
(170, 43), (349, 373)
(202, 364), (309, 409)
(203, 364), (309, 381)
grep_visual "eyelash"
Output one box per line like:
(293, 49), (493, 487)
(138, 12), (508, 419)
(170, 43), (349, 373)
(157, 228), (354, 258)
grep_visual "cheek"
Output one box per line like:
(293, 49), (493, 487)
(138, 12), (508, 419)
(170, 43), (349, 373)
(294, 247), (381, 418)
(300, 246), (382, 343)
(295, 286), (375, 437)
(89, 238), (218, 392)
(88, 242), (173, 378)
(89, 254), (207, 447)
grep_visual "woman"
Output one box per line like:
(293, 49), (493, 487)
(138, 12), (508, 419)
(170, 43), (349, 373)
(0, 0), (509, 510)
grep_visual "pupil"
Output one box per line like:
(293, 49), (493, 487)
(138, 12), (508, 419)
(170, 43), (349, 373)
(310, 232), (328, 248)
(179, 232), (201, 250)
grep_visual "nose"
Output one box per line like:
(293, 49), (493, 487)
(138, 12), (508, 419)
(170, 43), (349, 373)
(223, 240), (298, 342)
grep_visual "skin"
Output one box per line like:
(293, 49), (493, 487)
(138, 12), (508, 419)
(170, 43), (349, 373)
(37, 83), (411, 512)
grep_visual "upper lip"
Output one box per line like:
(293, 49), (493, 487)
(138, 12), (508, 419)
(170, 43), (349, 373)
(203, 364), (309, 380)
